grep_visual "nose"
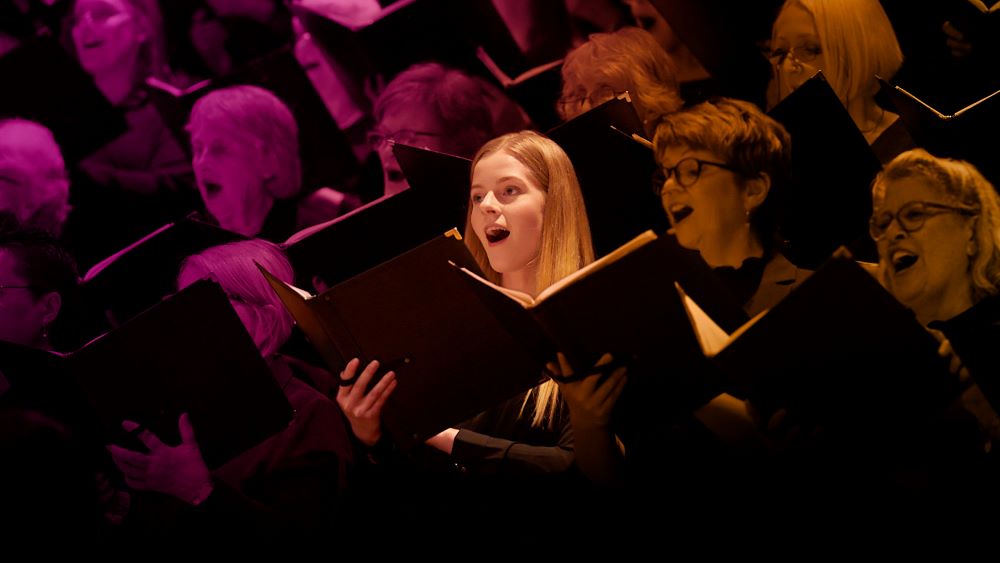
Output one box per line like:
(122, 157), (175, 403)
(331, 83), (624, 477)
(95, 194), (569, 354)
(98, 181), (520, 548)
(779, 55), (803, 74)
(660, 173), (683, 195)
(479, 190), (500, 214)
(886, 216), (907, 240)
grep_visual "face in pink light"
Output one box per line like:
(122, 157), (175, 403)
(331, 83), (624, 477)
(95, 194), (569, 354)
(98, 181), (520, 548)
(189, 123), (275, 237)
(0, 249), (55, 348)
(71, 0), (146, 76)
(0, 121), (70, 236)
(370, 107), (447, 197)
(469, 151), (546, 280)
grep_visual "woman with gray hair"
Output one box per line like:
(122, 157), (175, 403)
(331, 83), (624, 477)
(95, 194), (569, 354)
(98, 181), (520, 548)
(107, 239), (354, 545)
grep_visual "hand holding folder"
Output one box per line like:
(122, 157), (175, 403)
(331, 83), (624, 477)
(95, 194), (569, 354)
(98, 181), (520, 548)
(265, 228), (748, 450)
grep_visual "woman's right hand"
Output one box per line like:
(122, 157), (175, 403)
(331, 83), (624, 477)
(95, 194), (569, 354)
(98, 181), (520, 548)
(335, 359), (397, 447)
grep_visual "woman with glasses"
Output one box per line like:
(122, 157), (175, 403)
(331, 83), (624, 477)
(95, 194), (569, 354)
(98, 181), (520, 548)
(768, 0), (913, 161)
(563, 98), (808, 502)
(870, 148), (1000, 493)
(558, 26), (683, 132)
(369, 62), (528, 198)
(654, 97), (808, 316)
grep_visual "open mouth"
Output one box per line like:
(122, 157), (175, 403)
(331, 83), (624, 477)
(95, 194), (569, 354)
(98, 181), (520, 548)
(201, 181), (223, 196)
(386, 168), (405, 183)
(485, 225), (510, 244)
(891, 249), (918, 274)
(637, 16), (656, 31)
(669, 204), (694, 225)
(82, 39), (104, 49)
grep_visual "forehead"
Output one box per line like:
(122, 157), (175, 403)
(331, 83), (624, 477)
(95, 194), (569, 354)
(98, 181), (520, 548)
(189, 120), (250, 145)
(659, 145), (720, 165)
(879, 176), (948, 207)
(472, 152), (534, 184)
(75, 0), (130, 14)
(377, 105), (443, 134)
(773, 3), (817, 39)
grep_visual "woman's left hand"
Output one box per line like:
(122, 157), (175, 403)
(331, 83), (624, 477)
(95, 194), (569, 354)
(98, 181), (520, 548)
(548, 352), (627, 430)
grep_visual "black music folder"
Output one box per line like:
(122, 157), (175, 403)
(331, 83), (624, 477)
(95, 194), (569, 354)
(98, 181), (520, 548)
(1, 280), (293, 469)
(547, 95), (671, 257)
(705, 255), (958, 424)
(769, 72), (882, 267)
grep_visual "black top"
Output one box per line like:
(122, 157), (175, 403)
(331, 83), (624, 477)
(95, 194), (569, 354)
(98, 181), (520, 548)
(713, 255), (768, 308)
(931, 292), (1000, 412)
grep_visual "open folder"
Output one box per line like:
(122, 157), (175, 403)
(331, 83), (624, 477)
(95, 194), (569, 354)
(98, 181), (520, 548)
(878, 76), (1000, 185)
(692, 254), (959, 424)
(0, 280), (293, 469)
(82, 214), (245, 328)
(283, 144), (469, 289)
(264, 229), (747, 448)
(264, 230), (550, 449)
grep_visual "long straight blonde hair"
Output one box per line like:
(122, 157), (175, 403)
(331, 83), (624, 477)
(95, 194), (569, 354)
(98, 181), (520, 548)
(465, 131), (595, 427)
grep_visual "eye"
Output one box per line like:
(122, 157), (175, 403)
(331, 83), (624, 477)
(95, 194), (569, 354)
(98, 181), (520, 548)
(204, 183), (222, 195)
(901, 207), (929, 223)
(768, 47), (789, 61)
(502, 185), (520, 197)
(470, 192), (484, 204)
(801, 45), (822, 58)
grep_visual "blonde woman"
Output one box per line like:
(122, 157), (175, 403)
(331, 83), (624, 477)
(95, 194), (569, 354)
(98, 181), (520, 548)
(768, 0), (913, 161)
(336, 131), (599, 539)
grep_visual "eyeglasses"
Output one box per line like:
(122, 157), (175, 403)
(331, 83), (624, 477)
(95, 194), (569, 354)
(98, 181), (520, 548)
(366, 129), (444, 151)
(767, 44), (822, 66)
(557, 86), (622, 115)
(654, 157), (742, 193)
(0, 284), (33, 297)
(869, 200), (979, 240)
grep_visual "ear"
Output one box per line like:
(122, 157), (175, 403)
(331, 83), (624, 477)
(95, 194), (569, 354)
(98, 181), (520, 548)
(255, 138), (279, 180)
(743, 172), (771, 214)
(37, 291), (62, 328)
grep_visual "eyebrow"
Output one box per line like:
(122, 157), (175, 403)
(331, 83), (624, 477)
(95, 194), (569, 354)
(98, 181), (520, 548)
(470, 176), (525, 190)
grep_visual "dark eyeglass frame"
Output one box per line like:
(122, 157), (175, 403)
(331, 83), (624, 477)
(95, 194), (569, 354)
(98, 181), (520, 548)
(654, 157), (742, 193)
(767, 44), (823, 66)
(869, 200), (980, 240)
(556, 86), (623, 113)
(366, 129), (444, 151)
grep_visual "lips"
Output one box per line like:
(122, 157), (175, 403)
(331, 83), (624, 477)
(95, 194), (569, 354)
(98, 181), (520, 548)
(485, 225), (510, 244)
(890, 248), (918, 274)
(200, 180), (223, 196)
(668, 203), (694, 225)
